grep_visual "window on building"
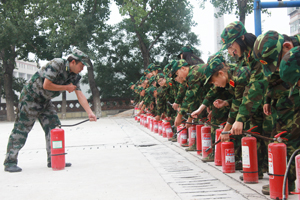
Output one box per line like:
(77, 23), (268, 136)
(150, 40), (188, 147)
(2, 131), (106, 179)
(19, 72), (25, 79)
(290, 19), (300, 34)
(27, 74), (32, 80)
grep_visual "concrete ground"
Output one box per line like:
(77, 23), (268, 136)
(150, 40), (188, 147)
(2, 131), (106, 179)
(0, 113), (297, 200)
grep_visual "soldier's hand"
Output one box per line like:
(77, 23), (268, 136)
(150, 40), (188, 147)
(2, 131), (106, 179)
(172, 103), (179, 110)
(155, 115), (160, 121)
(191, 109), (200, 118)
(207, 111), (212, 121)
(213, 99), (228, 109)
(185, 117), (192, 129)
(175, 115), (182, 127)
(219, 133), (230, 142)
(88, 113), (97, 121)
(231, 121), (243, 135)
(263, 104), (272, 116)
(66, 83), (77, 93)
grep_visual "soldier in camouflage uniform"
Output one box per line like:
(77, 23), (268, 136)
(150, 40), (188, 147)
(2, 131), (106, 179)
(201, 53), (271, 176)
(254, 31), (300, 194)
(191, 53), (234, 162)
(218, 22), (274, 179)
(169, 59), (209, 129)
(4, 49), (97, 173)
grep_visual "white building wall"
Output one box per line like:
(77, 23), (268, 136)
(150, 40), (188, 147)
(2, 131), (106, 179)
(214, 7), (225, 52)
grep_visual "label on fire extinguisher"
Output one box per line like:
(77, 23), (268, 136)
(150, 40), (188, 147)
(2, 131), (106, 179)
(268, 152), (274, 179)
(225, 149), (235, 165)
(158, 126), (162, 130)
(202, 134), (211, 147)
(191, 130), (196, 138)
(52, 141), (63, 149)
(154, 125), (158, 130)
(181, 134), (187, 139)
(242, 146), (250, 168)
(166, 128), (172, 134)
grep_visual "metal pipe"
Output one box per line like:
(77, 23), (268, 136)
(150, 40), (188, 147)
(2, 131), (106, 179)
(254, 0), (262, 36)
(260, 1), (300, 8)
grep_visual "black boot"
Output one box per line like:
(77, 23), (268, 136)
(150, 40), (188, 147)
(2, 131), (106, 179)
(4, 165), (22, 172)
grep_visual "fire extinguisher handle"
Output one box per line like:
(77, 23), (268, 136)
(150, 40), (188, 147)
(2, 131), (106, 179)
(274, 131), (287, 138)
(221, 131), (231, 135)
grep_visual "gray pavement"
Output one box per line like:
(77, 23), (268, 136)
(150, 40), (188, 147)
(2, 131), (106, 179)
(0, 116), (297, 200)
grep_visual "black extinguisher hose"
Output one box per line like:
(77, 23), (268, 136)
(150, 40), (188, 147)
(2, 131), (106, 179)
(282, 149), (300, 200)
(58, 118), (99, 128)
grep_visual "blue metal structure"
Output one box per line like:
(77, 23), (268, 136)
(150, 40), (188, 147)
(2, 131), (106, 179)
(254, 0), (300, 36)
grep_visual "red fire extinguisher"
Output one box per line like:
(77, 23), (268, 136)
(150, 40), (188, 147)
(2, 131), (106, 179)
(50, 128), (66, 171)
(201, 125), (212, 158)
(158, 121), (162, 135)
(188, 124), (196, 147)
(221, 141), (235, 173)
(153, 120), (158, 133)
(268, 131), (289, 200)
(214, 128), (222, 166)
(179, 125), (188, 145)
(242, 136), (258, 183)
(196, 124), (204, 155)
(165, 122), (173, 139)
(162, 121), (167, 137)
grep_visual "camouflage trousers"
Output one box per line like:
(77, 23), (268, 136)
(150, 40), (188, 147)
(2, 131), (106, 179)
(271, 95), (300, 192)
(3, 88), (60, 167)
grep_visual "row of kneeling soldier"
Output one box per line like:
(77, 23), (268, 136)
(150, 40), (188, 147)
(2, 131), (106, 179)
(129, 21), (300, 197)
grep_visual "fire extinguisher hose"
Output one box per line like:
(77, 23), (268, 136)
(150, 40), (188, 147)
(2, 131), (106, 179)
(58, 118), (99, 128)
(282, 149), (300, 200)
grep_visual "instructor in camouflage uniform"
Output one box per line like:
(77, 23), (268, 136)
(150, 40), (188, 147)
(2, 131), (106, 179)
(4, 49), (97, 173)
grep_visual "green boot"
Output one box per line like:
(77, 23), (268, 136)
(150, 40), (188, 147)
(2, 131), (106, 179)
(201, 152), (214, 162)
(185, 143), (196, 151)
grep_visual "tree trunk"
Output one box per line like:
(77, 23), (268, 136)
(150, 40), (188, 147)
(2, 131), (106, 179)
(135, 31), (150, 69)
(1, 47), (16, 121)
(61, 91), (66, 119)
(237, 0), (248, 25)
(87, 59), (101, 117)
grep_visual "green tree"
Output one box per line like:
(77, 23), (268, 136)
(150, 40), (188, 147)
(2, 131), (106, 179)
(198, 0), (269, 25)
(38, 0), (111, 117)
(115, 0), (200, 69)
(0, 0), (54, 121)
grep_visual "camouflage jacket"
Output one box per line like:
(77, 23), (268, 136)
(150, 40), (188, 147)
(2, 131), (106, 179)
(165, 78), (177, 117)
(174, 82), (187, 105)
(226, 66), (251, 124)
(180, 64), (209, 115)
(155, 86), (166, 116)
(265, 71), (299, 107)
(26, 58), (81, 101)
(235, 50), (269, 123)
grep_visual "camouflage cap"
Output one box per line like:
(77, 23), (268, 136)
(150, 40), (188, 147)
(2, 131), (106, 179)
(156, 73), (165, 80)
(204, 52), (226, 85)
(163, 60), (178, 78)
(137, 86), (144, 93)
(279, 46), (300, 97)
(128, 82), (134, 88)
(148, 75), (157, 85)
(71, 49), (90, 67)
(253, 30), (284, 77)
(169, 59), (189, 77)
(221, 21), (247, 51)
(177, 45), (195, 58)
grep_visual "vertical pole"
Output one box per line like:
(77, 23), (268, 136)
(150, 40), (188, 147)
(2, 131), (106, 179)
(254, 0), (262, 36)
